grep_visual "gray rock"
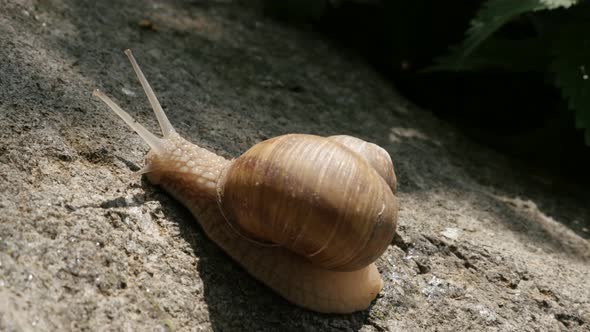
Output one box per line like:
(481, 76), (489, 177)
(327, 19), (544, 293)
(0, 0), (588, 331)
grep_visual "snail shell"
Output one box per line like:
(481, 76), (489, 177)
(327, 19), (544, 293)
(218, 134), (397, 271)
(93, 50), (398, 313)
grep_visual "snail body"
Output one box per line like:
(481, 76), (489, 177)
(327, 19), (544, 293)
(93, 50), (398, 313)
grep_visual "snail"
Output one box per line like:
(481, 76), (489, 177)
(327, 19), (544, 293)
(93, 50), (398, 313)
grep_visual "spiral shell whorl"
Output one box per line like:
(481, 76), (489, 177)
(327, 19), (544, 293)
(217, 134), (398, 271)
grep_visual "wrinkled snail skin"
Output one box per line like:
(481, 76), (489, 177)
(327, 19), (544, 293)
(93, 50), (398, 314)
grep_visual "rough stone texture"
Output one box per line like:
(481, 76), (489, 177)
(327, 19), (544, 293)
(0, 0), (589, 331)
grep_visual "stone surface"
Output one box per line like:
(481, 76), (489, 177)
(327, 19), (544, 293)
(0, 0), (589, 331)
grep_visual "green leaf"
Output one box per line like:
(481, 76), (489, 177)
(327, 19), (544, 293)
(551, 19), (590, 144)
(537, 0), (579, 10)
(445, 0), (544, 70)
(433, 0), (581, 71)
